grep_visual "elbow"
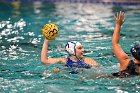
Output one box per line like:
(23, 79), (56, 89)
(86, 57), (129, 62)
(112, 41), (115, 47)
(112, 41), (119, 48)
(41, 60), (46, 65)
(41, 58), (48, 65)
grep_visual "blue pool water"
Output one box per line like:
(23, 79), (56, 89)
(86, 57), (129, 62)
(0, 1), (140, 93)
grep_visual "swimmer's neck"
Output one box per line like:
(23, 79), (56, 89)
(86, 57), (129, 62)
(69, 55), (83, 62)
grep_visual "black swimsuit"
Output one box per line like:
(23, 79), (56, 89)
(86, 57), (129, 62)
(112, 60), (140, 78)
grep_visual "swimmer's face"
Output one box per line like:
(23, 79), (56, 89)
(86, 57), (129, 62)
(75, 45), (84, 58)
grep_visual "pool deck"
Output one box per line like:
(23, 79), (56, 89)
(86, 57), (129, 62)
(1, 0), (140, 5)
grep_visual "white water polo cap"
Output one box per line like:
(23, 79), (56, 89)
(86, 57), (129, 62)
(65, 41), (82, 55)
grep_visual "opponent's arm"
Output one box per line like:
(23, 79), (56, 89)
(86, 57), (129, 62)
(112, 11), (130, 70)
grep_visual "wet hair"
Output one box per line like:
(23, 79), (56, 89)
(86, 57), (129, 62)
(130, 44), (140, 61)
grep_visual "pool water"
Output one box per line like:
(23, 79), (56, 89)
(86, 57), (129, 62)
(0, 1), (140, 93)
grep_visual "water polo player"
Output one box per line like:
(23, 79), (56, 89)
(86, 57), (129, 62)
(111, 11), (140, 78)
(41, 39), (99, 69)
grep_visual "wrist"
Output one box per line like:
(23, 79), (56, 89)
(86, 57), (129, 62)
(116, 24), (122, 27)
(44, 39), (49, 44)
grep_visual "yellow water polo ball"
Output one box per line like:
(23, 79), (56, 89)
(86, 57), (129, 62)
(42, 23), (59, 40)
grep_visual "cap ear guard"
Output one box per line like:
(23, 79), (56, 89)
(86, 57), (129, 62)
(65, 41), (82, 56)
(66, 48), (75, 55)
(130, 44), (140, 61)
(65, 41), (78, 55)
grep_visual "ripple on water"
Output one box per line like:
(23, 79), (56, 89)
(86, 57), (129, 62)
(0, 2), (140, 93)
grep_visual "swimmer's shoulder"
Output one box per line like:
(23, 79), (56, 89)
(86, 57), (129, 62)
(56, 58), (67, 64)
(84, 57), (99, 67)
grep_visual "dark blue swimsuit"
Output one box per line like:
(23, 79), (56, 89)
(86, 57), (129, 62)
(65, 58), (91, 69)
(112, 60), (140, 78)
(65, 58), (92, 74)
